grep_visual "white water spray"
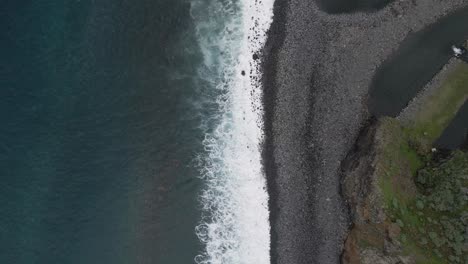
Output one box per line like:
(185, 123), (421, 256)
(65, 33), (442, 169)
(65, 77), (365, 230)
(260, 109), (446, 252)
(191, 0), (274, 263)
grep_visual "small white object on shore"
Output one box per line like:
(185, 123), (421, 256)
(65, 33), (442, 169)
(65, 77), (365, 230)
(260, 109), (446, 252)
(452, 45), (466, 57)
(431, 148), (437, 153)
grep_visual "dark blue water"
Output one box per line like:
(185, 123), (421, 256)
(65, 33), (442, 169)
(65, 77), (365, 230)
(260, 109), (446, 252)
(0, 1), (205, 263)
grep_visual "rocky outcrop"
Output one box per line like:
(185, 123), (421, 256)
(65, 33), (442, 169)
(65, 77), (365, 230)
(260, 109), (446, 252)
(340, 119), (415, 264)
(341, 119), (381, 226)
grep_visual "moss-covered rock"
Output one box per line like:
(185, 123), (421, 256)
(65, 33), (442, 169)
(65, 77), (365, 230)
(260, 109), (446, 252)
(341, 59), (468, 264)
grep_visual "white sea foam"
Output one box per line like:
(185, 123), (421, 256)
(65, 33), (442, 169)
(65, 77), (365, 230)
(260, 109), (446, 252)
(191, 0), (274, 263)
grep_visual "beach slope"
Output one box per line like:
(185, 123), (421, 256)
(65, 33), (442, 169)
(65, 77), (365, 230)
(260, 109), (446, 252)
(262, 1), (468, 263)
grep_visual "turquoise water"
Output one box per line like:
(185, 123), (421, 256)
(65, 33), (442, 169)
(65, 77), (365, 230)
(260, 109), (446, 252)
(0, 1), (206, 263)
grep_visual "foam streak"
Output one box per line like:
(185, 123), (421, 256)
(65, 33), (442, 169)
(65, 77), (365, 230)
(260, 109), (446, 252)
(192, 0), (274, 263)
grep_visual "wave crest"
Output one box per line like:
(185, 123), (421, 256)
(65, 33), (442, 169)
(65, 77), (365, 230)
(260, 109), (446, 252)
(192, 0), (274, 263)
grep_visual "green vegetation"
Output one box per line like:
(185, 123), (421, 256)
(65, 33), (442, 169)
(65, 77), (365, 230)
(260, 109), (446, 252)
(374, 62), (468, 264)
(385, 151), (468, 263)
(404, 63), (468, 153)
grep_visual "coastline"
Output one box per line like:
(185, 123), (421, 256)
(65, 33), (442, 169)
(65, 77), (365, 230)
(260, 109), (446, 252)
(261, 0), (289, 262)
(341, 59), (468, 263)
(262, 1), (468, 263)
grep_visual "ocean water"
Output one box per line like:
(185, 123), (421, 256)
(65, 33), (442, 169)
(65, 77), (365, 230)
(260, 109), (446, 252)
(192, 0), (273, 263)
(0, 0), (272, 263)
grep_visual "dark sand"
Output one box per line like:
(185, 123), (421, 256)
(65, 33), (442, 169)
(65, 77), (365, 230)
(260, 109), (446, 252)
(262, 1), (468, 263)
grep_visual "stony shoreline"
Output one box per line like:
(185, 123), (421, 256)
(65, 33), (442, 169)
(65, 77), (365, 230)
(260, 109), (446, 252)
(261, 1), (468, 263)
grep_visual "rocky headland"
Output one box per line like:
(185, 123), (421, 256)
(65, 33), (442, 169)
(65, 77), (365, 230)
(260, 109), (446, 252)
(341, 58), (468, 263)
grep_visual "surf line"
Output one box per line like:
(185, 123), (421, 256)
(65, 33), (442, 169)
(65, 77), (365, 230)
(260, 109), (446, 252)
(193, 0), (275, 263)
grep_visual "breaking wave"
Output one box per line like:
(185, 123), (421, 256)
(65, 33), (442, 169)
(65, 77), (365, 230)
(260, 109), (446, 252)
(191, 0), (274, 263)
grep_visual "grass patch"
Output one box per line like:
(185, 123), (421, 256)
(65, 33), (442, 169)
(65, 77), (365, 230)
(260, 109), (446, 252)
(397, 152), (468, 264)
(405, 63), (468, 152)
(374, 62), (468, 263)
(377, 118), (423, 205)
